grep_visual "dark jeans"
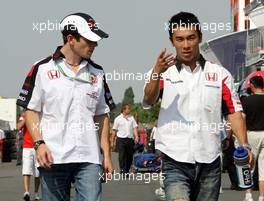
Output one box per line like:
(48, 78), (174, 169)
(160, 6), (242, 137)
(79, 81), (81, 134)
(39, 163), (102, 201)
(162, 154), (221, 201)
(116, 137), (134, 173)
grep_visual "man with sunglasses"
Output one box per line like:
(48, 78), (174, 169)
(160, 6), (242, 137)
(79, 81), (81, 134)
(17, 13), (115, 201)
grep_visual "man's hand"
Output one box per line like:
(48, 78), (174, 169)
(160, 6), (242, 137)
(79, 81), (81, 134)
(222, 138), (230, 151)
(247, 149), (254, 169)
(134, 136), (139, 144)
(36, 144), (53, 169)
(227, 112), (254, 168)
(102, 156), (114, 182)
(153, 48), (175, 75)
(143, 48), (175, 106)
(110, 131), (116, 151)
(110, 140), (114, 150)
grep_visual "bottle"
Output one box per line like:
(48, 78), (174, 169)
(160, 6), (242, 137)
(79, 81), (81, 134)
(233, 146), (253, 189)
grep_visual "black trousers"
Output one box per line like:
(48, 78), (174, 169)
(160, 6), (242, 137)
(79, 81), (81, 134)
(222, 140), (238, 187)
(116, 137), (134, 173)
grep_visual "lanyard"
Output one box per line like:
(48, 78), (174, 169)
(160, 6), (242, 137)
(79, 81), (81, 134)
(55, 61), (92, 84)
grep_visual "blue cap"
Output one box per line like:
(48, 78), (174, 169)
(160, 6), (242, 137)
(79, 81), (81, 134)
(234, 146), (248, 158)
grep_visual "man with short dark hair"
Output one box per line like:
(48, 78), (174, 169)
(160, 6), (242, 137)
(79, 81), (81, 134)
(143, 11), (253, 201)
(17, 13), (115, 201)
(111, 104), (138, 174)
(242, 75), (264, 201)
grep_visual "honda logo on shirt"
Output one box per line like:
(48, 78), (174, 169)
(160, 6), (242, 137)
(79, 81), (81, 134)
(48, 70), (60, 80)
(205, 72), (218, 81)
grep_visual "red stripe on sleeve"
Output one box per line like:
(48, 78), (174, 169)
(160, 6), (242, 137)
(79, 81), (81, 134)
(159, 77), (164, 89)
(222, 76), (235, 113)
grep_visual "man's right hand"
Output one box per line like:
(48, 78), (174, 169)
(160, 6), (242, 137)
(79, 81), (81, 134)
(36, 144), (53, 169)
(153, 48), (175, 75)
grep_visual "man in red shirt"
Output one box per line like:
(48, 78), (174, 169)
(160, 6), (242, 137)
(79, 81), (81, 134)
(17, 112), (40, 201)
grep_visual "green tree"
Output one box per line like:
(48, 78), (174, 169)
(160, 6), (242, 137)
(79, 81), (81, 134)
(109, 86), (161, 125)
(122, 87), (134, 105)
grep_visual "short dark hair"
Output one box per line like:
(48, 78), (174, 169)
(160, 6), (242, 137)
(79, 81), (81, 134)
(121, 103), (130, 113)
(61, 24), (81, 44)
(250, 76), (264, 89)
(168, 12), (202, 42)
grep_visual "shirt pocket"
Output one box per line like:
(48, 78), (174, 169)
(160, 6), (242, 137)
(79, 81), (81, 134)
(85, 87), (100, 112)
(203, 84), (221, 112)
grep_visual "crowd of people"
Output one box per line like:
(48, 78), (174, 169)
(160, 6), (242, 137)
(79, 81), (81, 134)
(0, 11), (263, 201)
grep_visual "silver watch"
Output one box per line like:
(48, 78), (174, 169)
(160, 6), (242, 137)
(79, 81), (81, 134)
(241, 143), (252, 151)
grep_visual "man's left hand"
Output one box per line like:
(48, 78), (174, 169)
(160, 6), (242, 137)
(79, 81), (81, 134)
(102, 156), (114, 182)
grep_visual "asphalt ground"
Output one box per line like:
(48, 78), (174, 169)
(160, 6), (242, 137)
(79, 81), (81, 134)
(0, 152), (259, 201)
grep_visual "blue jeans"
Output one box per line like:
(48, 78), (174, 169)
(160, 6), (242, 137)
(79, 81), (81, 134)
(39, 163), (102, 201)
(162, 154), (221, 201)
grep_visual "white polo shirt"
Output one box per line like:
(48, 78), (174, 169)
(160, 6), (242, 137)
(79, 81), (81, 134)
(17, 46), (115, 165)
(143, 55), (242, 164)
(151, 126), (157, 140)
(113, 114), (138, 138)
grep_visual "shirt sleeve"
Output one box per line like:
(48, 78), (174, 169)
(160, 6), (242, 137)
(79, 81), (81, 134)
(112, 117), (118, 130)
(221, 67), (242, 115)
(16, 64), (43, 112)
(142, 68), (163, 109)
(95, 74), (116, 115)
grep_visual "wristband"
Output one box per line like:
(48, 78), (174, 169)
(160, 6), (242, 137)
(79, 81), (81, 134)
(34, 140), (45, 151)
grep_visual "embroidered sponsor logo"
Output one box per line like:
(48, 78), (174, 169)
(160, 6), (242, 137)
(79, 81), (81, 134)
(88, 19), (99, 29)
(17, 95), (26, 102)
(20, 89), (29, 95)
(205, 72), (218, 81)
(48, 70), (60, 80)
(86, 91), (98, 100)
(165, 78), (183, 84)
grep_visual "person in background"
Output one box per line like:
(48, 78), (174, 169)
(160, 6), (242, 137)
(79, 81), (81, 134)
(111, 103), (138, 174)
(0, 128), (5, 163)
(16, 111), (25, 166)
(17, 112), (40, 201)
(242, 76), (264, 201)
